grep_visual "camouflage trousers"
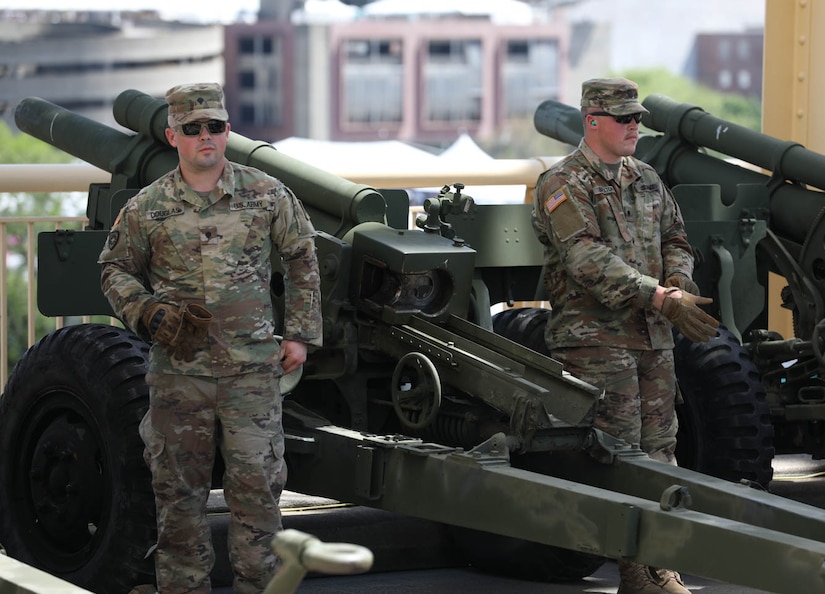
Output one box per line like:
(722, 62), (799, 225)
(550, 347), (678, 464)
(140, 369), (286, 594)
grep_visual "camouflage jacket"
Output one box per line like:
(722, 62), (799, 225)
(531, 140), (693, 350)
(98, 160), (323, 377)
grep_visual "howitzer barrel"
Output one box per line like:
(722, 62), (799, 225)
(14, 96), (178, 186)
(533, 96), (825, 246)
(113, 89), (387, 235)
(533, 99), (585, 147)
(643, 94), (825, 189)
(640, 94), (825, 246)
(532, 97), (770, 197)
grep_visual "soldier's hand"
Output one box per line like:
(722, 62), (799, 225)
(661, 289), (720, 343)
(141, 301), (184, 349)
(280, 340), (308, 375)
(172, 341), (198, 363)
(172, 304), (214, 362)
(181, 303), (213, 339)
(664, 273), (700, 295)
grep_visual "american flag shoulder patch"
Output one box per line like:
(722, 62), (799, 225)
(543, 187), (569, 214)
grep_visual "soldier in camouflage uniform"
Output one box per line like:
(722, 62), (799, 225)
(99, 83), (322, 594)
(531, 78), (718, 594)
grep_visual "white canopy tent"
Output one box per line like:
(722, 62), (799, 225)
(272, 134), (527, 205)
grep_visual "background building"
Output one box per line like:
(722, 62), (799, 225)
(0, 9), (224, 129)
(686, 31), (764, 99)
(225, 11), (568, 145)
(1, 0), (765, 148)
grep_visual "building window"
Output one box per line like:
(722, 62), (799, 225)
(239, 36), (255, 55)
(239, 101), (281, 127)
(239, 71), (255, 89)
(737, 39), (750, 60)
(239, 35), (279, 56)
(236, 34), (284, 129)
(737, 69), (751, 90)
(718, 69), (732, 89)
(503, 38), (559, 118)
(345, 39), (402, 64)
(341, 38), (403, 128)
(718, 39), (731, 61)
(240, 103), (255, 125)
(508, 40), (530, 62)
(423, 38), (482, 123)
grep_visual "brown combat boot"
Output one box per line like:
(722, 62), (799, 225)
(618, 560), (690, 593)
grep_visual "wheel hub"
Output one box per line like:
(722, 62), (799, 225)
(29, 414), (102, 545)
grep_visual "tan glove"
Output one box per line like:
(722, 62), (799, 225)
(661, 289), (720, 343)
(171, 303), (213, 362)
(182, 303), (212, 338)
(664, 272), (700, 295)
(141, 301), (184, 354)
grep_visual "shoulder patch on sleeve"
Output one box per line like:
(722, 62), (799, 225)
(543, 188), (569, 214)
(546, 187), (587, 241)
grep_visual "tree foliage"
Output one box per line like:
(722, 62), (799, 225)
(0, 119), (74, 165)
(625, 67), (762, 131)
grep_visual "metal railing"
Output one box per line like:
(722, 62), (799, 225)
(0, 164), (113, 387)
(0, 215), (89, 386)
(0, 159), (555, 388)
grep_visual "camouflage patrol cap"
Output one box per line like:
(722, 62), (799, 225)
(580, 77), (648, 116)
(165, 82), (229, 127)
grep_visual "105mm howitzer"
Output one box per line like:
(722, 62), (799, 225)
(1, 90), (825, 593)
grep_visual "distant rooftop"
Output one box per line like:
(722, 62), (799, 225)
(357, 0), (535, 25)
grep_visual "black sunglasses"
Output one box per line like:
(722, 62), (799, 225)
(590, 111), (643, 125)
(177, 119), (227, 136)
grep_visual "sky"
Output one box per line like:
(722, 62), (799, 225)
(4, 0), (262, 24)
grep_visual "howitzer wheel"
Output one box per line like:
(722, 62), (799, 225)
(0, 324), (155, 592)
(812, 318), (825, 368)
(493, 307), (776, 486)
(673, 324), (775, 487)
(391, 352), (442, 430)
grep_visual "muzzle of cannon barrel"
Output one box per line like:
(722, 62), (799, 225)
(113, 89), (387, 237)
(14, 96), (178, 188)
(641, 93), (825, 188)
(640, 93), (825, 247)
(533, 99), (585, 148)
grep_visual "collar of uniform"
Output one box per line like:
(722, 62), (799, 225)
(578, 139), (617, 181)
(169, 161), (234, 207)
(214, 160), (235, 200)
(578, 140), (642, 183)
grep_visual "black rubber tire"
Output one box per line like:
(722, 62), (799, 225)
(0, 324), (155, 592)
(447, 306), (604, 583)
(492, 306), (551, 356)
(673, 325), (775, 487)
(494, 308), (776, 486)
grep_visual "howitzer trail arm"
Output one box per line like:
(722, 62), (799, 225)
(284, 415), (825, 594)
